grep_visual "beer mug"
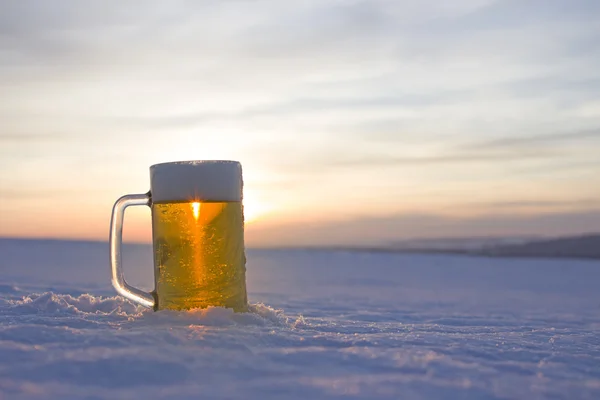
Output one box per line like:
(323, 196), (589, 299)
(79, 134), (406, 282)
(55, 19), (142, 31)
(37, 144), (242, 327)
(109, 160), (247, 312)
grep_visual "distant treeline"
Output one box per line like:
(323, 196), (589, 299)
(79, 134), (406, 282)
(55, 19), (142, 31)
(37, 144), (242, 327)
(478, 234), (600, 260)
(281, 234), (600, 260)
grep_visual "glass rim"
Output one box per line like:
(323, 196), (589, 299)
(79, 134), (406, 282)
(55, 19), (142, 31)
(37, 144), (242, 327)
(150, 160), (241, 170)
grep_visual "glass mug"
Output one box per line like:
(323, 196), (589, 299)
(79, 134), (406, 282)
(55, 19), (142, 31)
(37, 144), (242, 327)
(109, 160), (248, 312)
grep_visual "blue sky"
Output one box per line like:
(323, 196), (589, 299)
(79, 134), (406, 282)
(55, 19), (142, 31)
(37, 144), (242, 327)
(0, 0), (599, 245)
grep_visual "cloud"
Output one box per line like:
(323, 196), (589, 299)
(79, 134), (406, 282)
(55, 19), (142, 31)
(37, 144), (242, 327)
(0, 188), (73, 201)
(468, 129), (600, 150)
(460, 198), (600, 210)
(323, 150), (559, 168)
(0, 133), (67, 143)
(448, 0), (600, 30)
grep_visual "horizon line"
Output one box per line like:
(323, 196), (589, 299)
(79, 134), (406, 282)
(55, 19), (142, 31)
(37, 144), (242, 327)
(1, 232), (599, 248)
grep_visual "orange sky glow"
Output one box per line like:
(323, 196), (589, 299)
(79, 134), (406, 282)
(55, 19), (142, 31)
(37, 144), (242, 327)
(1, 1), (600, 246)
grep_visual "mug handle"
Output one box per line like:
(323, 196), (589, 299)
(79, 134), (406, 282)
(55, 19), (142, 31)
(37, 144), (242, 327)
(109, 192), (155, 308)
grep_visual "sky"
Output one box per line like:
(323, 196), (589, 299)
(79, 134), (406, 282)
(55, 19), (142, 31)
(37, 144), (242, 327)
(1, 0), (599, 247)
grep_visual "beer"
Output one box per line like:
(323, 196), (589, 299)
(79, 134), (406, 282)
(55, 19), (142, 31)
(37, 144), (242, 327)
(109, 160), (248, 311)
(151, 200), (247, 311)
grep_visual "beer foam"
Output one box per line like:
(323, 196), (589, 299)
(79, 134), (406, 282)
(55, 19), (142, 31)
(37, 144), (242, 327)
(150, 160), (242, 202)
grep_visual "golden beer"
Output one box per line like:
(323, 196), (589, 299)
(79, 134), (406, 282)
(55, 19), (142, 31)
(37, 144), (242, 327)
(151, 200), (247, 312)
(109, 160), (248, 312)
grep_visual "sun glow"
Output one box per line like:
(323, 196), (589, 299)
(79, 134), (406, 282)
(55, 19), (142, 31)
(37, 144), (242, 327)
(191, 202), (200, 220)
(243, 194), (270, 224)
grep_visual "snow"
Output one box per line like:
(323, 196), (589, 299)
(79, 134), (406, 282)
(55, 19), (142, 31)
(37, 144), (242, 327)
(1, 239), (600, 399)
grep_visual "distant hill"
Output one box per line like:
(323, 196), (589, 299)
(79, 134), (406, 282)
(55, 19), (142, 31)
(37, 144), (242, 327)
(479, 234), (600, 260)
(390, 236), (537, 252)
(301, 234), (600, 260)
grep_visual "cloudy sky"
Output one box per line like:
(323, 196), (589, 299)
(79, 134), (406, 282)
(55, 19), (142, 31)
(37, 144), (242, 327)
(1, 0), (599, 246)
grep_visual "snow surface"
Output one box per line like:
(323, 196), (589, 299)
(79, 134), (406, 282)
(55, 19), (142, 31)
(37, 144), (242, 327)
(1, 238), (600, 399)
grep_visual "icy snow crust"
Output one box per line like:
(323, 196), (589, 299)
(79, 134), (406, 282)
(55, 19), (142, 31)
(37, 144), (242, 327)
(1, 239), (600, 399)
(150, 160), (242, 202)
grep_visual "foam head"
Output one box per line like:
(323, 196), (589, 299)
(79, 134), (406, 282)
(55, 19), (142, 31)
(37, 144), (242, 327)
(150, 160), (243, 203)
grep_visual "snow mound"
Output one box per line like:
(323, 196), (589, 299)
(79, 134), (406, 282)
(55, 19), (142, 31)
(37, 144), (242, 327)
(131, 302), (297, 328)
(7, 292), (143, 316)
(6, 292), (298, 327)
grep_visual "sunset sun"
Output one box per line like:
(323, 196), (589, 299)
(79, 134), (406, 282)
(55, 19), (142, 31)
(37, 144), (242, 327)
(243, 194), (269, 224)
